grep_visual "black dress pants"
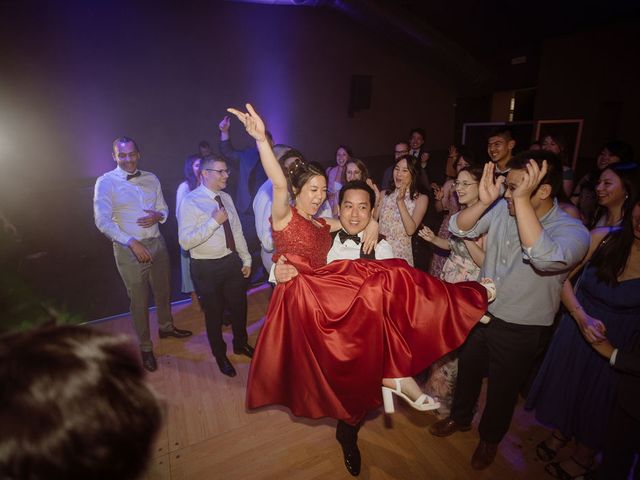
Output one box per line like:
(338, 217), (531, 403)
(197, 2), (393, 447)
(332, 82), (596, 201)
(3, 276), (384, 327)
(336, 420), (362, 446)
(190, 253), (248, 358)
(450, 318), (550, 443)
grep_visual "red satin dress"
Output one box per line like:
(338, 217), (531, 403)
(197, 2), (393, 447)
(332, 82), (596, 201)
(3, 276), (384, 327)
(247, 207), (487, 425)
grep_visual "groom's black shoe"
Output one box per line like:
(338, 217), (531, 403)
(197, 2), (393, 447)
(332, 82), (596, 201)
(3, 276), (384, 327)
(233, 344), (255, 358)
(340, 443), (361, 476)
(215, 356), (237, 377)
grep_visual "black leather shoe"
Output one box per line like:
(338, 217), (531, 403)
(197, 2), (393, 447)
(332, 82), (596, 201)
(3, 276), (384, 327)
(340, 443), (361, 476)
(159, 327), (193, 339)
(141, 351), (157, 372)
(470, 440), (498, 470)
(429, 417), (472, 437)
(215, 356), (237, 377)
(233, 344), (255, 358)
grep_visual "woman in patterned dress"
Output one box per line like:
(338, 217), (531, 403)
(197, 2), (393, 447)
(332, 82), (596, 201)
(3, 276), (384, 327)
(429, 148), (476, 278)
(418, 164), (486, 413)
(377, 154), (428, 266)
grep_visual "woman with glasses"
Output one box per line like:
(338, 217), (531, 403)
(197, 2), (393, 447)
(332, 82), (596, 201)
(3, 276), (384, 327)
(418, 164), (487, 413)
(430, 148), (476, 278)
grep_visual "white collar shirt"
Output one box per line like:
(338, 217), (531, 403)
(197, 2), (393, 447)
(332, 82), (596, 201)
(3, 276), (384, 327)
(93, 166), (168, 245)
(177, 185), (251, 266)
(269, 229), (395, 283)
(327, 230), (395, 264)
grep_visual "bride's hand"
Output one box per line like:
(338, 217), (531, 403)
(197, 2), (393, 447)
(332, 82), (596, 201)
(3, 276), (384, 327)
(362, 218), (379, 255)
(227, 103), (268, 143)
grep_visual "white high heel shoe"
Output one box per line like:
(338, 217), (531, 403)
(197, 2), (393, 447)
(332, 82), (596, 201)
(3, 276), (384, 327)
(381, 378), (440, 414)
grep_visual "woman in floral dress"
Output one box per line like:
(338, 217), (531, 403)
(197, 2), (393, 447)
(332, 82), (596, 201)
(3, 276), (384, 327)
(377, 155), (428, 266)
(418, 164), (486, 413)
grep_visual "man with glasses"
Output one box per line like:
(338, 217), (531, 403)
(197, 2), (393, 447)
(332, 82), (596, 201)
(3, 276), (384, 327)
(178, 156), (253, 377)
(94, 136), (192, 373)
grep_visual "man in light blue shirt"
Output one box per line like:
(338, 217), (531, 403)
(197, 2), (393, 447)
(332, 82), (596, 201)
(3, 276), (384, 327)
(430, 150), (589, 470)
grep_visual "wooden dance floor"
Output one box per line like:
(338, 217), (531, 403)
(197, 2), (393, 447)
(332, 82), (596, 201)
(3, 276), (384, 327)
(93, 284), (559, 480)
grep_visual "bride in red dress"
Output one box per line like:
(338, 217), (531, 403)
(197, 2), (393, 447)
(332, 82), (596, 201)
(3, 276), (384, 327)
(228, 104), (490, 427)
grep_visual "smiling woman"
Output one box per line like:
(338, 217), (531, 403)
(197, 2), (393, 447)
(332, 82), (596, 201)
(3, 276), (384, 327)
(591, 162), (639, 229)
(377, 154), (429, 266)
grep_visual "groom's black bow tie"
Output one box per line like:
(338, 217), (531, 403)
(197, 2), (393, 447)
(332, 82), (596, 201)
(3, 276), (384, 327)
(127, 171), (141, 181)
(338, 230), (361, 244)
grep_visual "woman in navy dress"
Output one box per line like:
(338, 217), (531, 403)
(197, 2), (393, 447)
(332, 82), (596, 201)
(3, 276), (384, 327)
(526, 172), (640, 479)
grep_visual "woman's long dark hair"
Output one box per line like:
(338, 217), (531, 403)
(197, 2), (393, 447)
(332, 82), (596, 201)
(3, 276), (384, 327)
(183, 154), (201, 191)
(589, 162), (639, 229)
(386, 154), (420, 200)
(590, 199), (639, 286)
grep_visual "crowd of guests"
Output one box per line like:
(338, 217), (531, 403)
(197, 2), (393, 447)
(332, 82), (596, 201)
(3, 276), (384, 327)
(168, 112), (638, 478)
(2, 115), (629, 479)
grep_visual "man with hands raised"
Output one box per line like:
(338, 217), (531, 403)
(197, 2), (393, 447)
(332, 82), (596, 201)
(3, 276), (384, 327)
(429, 150), (589, 471)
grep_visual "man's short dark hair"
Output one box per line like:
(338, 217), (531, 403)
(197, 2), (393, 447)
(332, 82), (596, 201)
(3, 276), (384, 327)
(488, 127), (513, 142)
(199, 155), (225, 174)
(409, 128), (425, 139)
(198, 140), (211, 149)
(339, 180), (375, 208)
(0, 325), (162, 480)
(112, 136), (139, 154)
(509, 149), (563, 198)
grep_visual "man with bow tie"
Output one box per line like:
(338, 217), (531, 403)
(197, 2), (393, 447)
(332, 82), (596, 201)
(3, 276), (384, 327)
(94, 136), (192, 373)
(326, 184), (394, 263)
(273, 180), (394, 281)
(273, 180), (394, 476)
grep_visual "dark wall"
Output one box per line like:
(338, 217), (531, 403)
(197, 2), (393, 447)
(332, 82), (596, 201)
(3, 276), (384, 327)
(0, 1), (458, 320)
(534, 18), (640, 171)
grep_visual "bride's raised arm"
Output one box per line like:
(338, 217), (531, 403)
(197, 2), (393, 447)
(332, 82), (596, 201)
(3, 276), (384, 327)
(227, 104), (291, 228)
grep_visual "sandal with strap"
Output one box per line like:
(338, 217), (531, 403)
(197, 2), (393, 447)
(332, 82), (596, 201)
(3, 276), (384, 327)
(545, 456), (594, 480)
(381, 378), (440, 414)
(536, 432), (570, 461)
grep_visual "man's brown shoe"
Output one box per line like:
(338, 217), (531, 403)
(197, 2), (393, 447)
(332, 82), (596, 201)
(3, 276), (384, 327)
(159, 327), (192, 339)
(141, 351), (158, 372)
(429, 418), (472, 437)
(471, 440), (498, 470)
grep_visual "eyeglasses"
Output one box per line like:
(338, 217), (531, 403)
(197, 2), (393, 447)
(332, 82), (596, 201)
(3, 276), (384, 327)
(116, 151), (140, 160)
(204, 168), (231, 176)
(454, 181), (478, 189)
